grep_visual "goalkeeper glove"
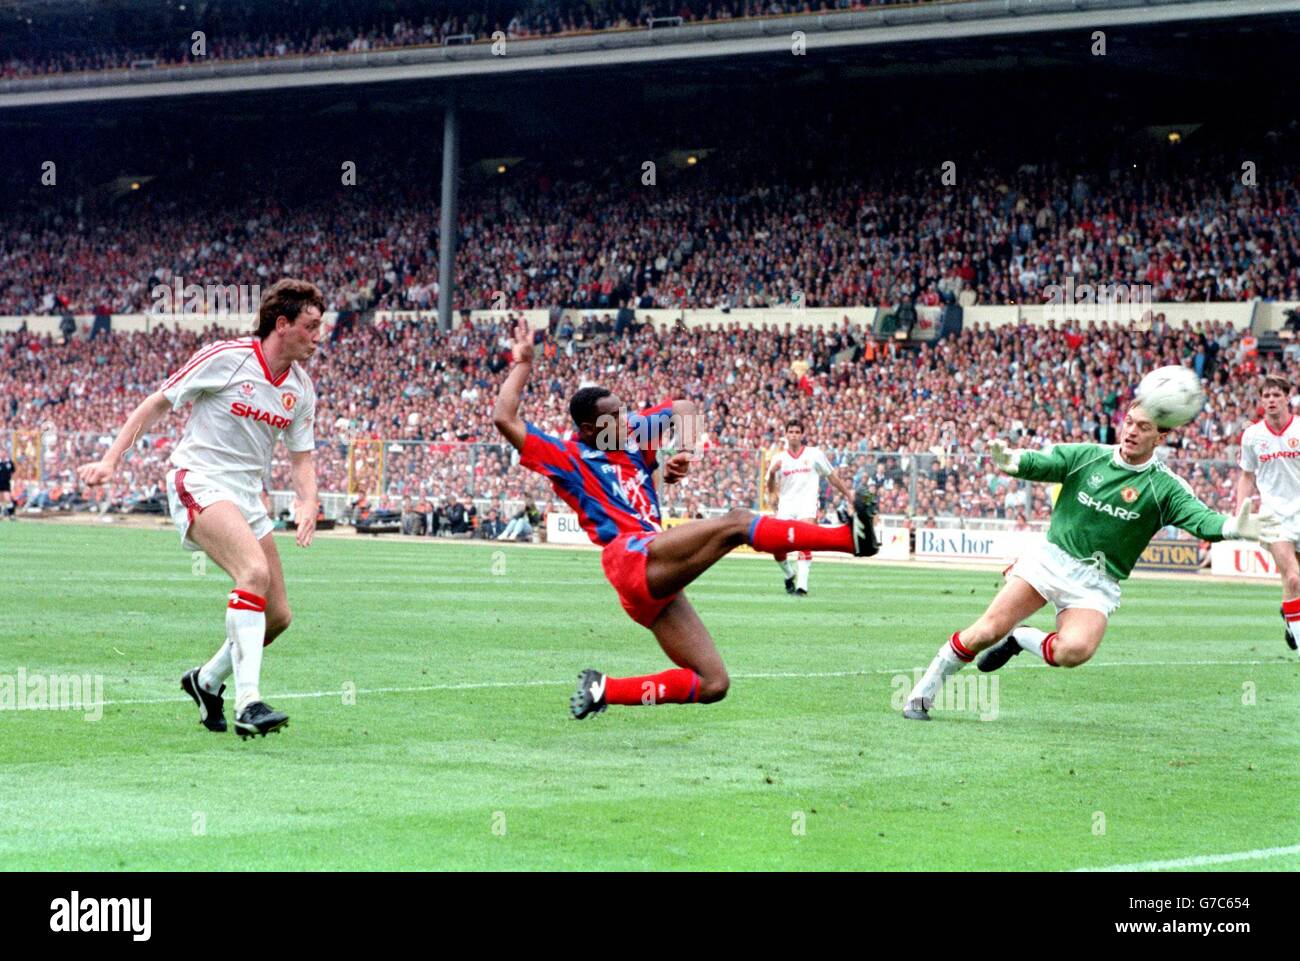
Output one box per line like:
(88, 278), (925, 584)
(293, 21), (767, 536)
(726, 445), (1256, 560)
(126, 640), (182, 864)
(988, 438), (1022, 475)
(1223, 500), (1281, 542)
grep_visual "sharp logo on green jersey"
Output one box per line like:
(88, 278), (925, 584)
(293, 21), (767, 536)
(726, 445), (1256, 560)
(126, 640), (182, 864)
(1076, 490), (1141, 521)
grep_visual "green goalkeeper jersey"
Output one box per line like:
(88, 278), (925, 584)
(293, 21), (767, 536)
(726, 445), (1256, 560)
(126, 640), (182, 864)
(1014, 443), (1227, 580)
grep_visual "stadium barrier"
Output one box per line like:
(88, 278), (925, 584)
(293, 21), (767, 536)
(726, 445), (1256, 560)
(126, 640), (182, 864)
(1135, 537), (1203, 573)
(914, 527), (1045, 564)
(1209, 540), (1278, 578)
(2, 300), (1284, 338)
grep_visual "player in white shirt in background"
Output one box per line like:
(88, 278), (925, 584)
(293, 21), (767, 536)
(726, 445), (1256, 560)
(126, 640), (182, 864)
(78, 279), (324, 737)
(1235, 375), (1300, 653)
(764, 420), (857, 595)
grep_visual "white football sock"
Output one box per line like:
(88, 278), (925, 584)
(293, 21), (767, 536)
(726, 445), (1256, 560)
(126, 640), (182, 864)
(227, 589), (267, 713)
(796, 557), (811, 591)
(778, 558), (795, 579)
(1013, 626), (1049, 660)
(198, 640), (233, 694)
(907, 636), (970, 707)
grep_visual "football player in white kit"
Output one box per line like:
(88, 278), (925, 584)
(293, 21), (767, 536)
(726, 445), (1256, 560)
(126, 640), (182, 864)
(1235, 375), (1300, 653)
(78, 279), (324, 737)
(764, 420), (856, 595)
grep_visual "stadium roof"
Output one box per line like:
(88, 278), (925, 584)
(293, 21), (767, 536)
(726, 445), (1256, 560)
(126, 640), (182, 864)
(0, 0), (1295, 108)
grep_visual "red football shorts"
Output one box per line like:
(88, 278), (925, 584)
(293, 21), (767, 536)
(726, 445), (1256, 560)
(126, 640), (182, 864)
(601, 531), (677, 628)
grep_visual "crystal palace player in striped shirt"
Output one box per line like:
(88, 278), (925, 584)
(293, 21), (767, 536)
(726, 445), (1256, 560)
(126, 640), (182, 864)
(493, 321), (880, 718)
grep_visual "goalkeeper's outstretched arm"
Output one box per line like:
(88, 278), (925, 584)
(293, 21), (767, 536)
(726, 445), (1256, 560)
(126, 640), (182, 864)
(987, 438), (1022, 476)
(987, 438), (1081, 484)
(1165, 482), (1280, 543)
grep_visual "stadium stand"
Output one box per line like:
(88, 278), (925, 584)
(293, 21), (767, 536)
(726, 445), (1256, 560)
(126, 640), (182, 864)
(2, 144), (1297, 320)
(0, 313), (1267, 526)
(0, 1), (952, 79)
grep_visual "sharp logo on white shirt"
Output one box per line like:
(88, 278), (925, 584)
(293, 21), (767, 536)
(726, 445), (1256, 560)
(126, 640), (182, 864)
(162, 340), (316, 495)
(1242, 419), (1300, 515)
(230, 401), (292, 430)
(771, 446), (832, 516)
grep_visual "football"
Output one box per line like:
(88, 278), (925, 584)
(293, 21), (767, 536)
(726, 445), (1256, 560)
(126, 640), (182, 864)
(1135, 365), (1206, 429)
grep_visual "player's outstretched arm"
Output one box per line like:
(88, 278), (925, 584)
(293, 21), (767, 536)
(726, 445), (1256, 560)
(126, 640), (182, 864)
(492, 320), (534, 453)
(1166, 482), (1280, 543)
(1234, 469), (1258, 513)
(987, 438), (1023, 475)
(1223, 499), (1280, 543)
(77, 390), (173, 486)
(289, 449), (318, 547)
(987, 438), (1082, 483)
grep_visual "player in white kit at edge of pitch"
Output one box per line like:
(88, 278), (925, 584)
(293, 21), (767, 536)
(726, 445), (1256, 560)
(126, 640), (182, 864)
(1235, 374), (1300, 653)
(765, 419), (858, 596)
(78, 279), (324, 738)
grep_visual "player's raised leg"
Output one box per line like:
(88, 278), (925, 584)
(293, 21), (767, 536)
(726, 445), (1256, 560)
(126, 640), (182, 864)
(903, 576), (1046, 720)
(187, 502), (288, 738)
(642, 491), (878, 600)
(571, 596), (726, 717)
(1266, 540), (1300, 651)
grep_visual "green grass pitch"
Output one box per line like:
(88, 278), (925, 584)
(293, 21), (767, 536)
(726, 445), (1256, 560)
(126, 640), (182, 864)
(1, 522), (1296, 871)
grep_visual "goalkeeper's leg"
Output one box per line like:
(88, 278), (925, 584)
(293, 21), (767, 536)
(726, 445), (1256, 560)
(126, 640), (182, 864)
(903, 577), (1046, 720)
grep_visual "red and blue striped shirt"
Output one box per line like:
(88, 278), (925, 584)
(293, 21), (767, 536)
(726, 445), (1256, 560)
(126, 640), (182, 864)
(519, 402), (674, 546)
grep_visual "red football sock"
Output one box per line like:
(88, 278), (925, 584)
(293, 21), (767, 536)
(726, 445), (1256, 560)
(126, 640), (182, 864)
(747, 515), (852, 554)
(1042, 631), (1060, 667)
(605, 668), (700, 706)
(1282, 598), (1300, 624)
(949, 631), (975, 663)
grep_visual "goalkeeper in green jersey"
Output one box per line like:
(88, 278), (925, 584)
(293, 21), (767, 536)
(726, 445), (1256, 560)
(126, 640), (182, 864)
(902, 403), (1280, 721)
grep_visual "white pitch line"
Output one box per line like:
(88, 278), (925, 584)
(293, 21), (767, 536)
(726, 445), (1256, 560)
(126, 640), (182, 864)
(1074, 843), (1300, 872)
(3, 658), (1285, 711)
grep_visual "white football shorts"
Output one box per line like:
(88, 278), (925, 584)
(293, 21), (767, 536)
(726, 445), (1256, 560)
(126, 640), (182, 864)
(1263, 507), (1300, 547)
(775, 508), (817, 521)
(166, 467), (272, 551)
(1007, 541), (1122, 619)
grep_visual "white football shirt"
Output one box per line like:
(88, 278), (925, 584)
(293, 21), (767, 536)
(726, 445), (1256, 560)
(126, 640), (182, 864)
(161, 338), (316, 496)
(1240, 415), (1300, 517)
(767, 444), (833, 518)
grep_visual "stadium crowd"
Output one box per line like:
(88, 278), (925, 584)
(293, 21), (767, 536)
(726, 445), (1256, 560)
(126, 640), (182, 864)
(2, 312), (1277, 528)
(1, 0), (935, 79)
(3, 152), (1297, 324)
